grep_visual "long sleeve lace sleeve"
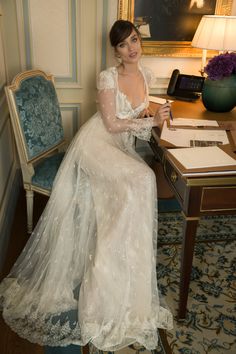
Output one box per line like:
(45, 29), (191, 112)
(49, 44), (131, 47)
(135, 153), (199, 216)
(97, 70), (154, 141)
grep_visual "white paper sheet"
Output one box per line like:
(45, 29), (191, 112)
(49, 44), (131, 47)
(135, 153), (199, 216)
(168, 146), (236, 169)
(149, 96), (173, 104)
(170, 118), (219, 127)
(160, 121), (229, 147)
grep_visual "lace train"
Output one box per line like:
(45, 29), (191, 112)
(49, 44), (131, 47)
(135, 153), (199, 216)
(1, 276), (172, 350)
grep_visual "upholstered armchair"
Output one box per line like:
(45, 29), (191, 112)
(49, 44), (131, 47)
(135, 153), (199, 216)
(5, 70), (66, 233)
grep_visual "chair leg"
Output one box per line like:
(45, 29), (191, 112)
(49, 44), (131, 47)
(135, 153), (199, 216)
(26, 190), (34, 233)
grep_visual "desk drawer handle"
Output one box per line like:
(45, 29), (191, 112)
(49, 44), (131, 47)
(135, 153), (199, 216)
(170, 170), (178, 183)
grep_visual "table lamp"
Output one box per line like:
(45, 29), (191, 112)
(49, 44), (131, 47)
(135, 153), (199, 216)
(191, 15), (236, 76)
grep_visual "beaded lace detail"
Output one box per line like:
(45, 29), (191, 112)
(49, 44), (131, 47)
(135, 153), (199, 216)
(97, 66), (155, 141)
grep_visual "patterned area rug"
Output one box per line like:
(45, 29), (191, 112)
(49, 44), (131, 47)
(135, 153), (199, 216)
(156, 212), (236, 354)
(157, 212), (236, 245)
(45, 212), (236, 354)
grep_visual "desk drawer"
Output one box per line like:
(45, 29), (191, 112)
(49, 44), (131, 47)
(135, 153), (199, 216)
(164, 159), (186, 204)
(201, 186), (236, 211)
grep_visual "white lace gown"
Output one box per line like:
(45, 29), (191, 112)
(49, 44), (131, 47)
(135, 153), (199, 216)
(0, 66), (173, 351)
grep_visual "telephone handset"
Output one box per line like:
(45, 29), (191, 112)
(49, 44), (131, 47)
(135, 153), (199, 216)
(167, 69), (205, 101)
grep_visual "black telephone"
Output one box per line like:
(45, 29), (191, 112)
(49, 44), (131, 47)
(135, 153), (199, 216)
(167, 69), (205, 101)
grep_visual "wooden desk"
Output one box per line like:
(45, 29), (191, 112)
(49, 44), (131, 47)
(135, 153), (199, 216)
(150, 98), (236, 319)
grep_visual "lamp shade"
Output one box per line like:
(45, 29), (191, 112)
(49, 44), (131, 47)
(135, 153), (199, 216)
(191, 15), (236, 51)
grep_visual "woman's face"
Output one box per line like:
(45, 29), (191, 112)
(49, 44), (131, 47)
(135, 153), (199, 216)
(115, 29), (142, 64)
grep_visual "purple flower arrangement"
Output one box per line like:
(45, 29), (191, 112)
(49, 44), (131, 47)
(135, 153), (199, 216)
(204, 52), (236, 80)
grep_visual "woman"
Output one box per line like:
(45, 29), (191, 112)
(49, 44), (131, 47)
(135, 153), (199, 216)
(0, 20), (173, 351)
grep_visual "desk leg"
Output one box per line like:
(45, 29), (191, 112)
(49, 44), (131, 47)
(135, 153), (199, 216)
(178, 215), (199, 319)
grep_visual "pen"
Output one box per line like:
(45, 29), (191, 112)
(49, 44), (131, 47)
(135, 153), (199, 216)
(166, 99), (173, 121)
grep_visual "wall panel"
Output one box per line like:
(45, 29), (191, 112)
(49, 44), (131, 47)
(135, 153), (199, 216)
(0, 25), (6, 91)
(61, 104), (81, 141)
(0, 1), (21, 271)
(0, 118), (14, 207)
(16, 0), (97, 134)
(23, 0), (78, 84)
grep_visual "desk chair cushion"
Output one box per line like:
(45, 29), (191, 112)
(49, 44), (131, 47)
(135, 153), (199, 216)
(32, 152), (65, 191)
(14, 76), (64, 160)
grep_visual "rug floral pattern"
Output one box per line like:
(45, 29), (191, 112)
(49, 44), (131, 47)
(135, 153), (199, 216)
(157, 213), (236, 354)
(157, 240), (236, 354)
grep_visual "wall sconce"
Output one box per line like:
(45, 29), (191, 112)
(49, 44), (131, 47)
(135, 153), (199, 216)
(191, 15), (236, 76)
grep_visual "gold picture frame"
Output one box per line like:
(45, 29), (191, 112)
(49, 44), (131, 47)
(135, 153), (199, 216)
(118, 0), (233, 57)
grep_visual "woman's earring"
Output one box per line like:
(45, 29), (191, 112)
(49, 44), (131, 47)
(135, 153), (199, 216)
(115, 53), (122, 63)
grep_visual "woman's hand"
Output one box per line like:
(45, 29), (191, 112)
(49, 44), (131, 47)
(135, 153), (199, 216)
(153, 102), (171, 128)
(137, 107), (154, 119)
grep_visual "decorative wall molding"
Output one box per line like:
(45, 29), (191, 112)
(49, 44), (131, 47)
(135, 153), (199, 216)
(0, 99), (8, 133)
(0, 119), (14, 208)
(96, 0), (103, 75)
(97, 0), (109, 73)
(0, 94), (5, 108)
(16, 0), (27, 71)
(0, 168), (21, 272)
(0, 2), (19, 267)
(17, 0), (82, 87)
(0, 10), (6, 91)
(60, 103), (81, 140)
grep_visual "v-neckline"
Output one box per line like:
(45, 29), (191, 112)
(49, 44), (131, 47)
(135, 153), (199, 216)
(115, 66), (148, 111)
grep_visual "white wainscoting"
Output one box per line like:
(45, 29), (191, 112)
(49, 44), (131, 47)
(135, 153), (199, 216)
(16, 0), (98, 126)
(0, 118), (14, 204)
(0, 33), (6, 91)
(18, 0), (81, 87)
(0, 100), (19, 271)
(0, 3), (20, 271)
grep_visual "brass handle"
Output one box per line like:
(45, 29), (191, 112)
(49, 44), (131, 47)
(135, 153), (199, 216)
(170, 170), (178, 183)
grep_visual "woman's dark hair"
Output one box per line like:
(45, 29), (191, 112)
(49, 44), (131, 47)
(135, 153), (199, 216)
(109, 20), (141, 47)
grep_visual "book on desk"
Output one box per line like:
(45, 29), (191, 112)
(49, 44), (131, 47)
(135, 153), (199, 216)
(166, 146), (236, 177)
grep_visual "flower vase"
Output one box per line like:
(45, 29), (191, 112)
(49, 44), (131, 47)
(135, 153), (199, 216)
(202, 74), (236, 112)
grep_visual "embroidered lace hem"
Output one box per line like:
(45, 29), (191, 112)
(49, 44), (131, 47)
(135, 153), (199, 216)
(1, 279), (172, 350)
(1, 306), (172, 351)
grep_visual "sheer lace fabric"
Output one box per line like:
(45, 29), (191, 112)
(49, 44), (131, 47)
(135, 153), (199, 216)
(0, 65), (173, 351)
(97, 66), (155, 141)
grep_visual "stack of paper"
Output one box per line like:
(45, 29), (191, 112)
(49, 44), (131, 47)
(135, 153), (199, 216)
(149, 96), (173, 104)
(169, 118), (219, 127)
(160, 121), (229, 147)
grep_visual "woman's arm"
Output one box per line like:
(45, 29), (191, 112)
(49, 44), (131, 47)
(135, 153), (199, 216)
(97, 68), (170, 140)
(98, 88), (170, 138)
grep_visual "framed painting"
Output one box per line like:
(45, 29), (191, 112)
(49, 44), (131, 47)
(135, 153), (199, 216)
(118, 0), (233, 57)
